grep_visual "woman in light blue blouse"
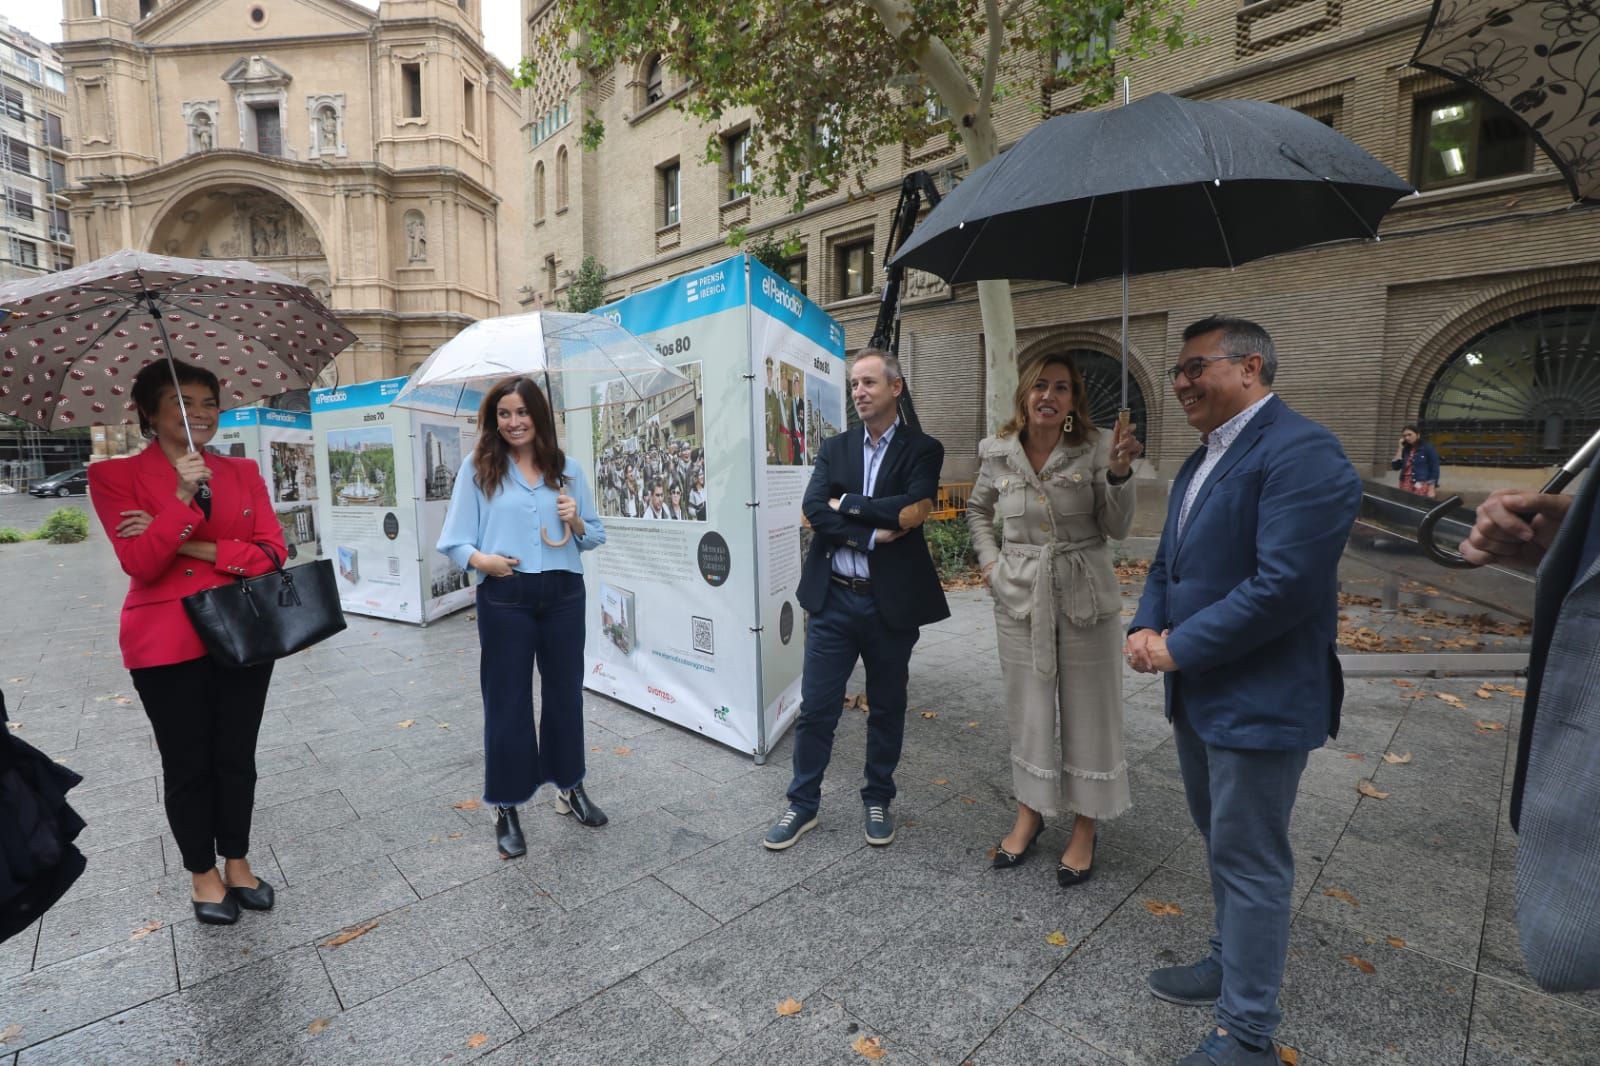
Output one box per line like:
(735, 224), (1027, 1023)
(438, 376), (608, 858)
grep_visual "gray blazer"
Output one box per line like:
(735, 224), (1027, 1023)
(1514, 465), (1600, 993)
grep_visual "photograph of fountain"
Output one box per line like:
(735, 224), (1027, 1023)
(327, 427), (397, 508)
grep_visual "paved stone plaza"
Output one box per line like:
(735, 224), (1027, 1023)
(0, 503), (1593, 1065)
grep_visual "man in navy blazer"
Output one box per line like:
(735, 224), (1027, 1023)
(1126, 316), (1362, 1066)
(764, 348), (950, 851)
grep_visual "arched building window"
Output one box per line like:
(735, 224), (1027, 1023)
(644, 56), (664, 105)
(1055, 348), (1148, 442)
(555, 146), (569, 212)
(534, 160), (546, 222)
(1421, 305), (1600, 466)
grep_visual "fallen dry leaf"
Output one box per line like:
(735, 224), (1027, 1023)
(466, 1033), (488, 1049)
(1045, 930), (1068, 946)
(1476, 720), (1505, 732)
(4, 721), (19, 731)
(920, 711), (938, 719)
(852, 1034), (886, 1060)
(0, 1023), (21, 1044)
(447, 831), (463, 840)
(1382, 752), (1414, 765)
(437, 723), (451, 730)
(1278, 1046), (1300, 1066)
(933, 778), (949, 786)
(1436, 693), (1466, 709)
(613, 746), (633, 756)
(776, 997), (804, 1017)
(1343, 753), (1365, 761)
(960, 796), (977, 805)
(321, 920), (379, 949)
(1385, 936), (1407, 948)
(453, 798), (481, 811)
(1356, 780), (1390, 800)
(843, 693), (869, 711)
(1341, 953), (1376, 975)
(1322, 887), (1359, 908)
(129, 919), (163, 940)
(1143, 899), (1184, 917)
(1475, 687), (1495, 700)
(985, 846), (998, 861)
(307, 1018), (332, 1035)
(113, 696), (133, 705)
(396, 719), (416, 729)
(965, 720), (979, 729)
(1391, 679), (1414, 688)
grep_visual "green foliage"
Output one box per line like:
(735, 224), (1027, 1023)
(34, 507), (89, 544)
(924, 518), (976, 582)
(737, 229), (804, 272)
(538, 0), (1195, 209)
(0, 527), (25, 544)
(561, 254), (610, 313)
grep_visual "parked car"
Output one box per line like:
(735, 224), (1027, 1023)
(29, 467), (89, 498)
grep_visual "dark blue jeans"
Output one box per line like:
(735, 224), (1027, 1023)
(786, 584), (920, 816)
(476, 570), (587, 807)
(1172, 703), (1309, 1046)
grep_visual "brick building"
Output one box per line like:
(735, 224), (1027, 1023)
(521, 0), (1599, 489)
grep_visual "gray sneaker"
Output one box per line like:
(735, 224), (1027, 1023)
(864, 803), (895, 846)
(763, 807), (818, 850)
(1148, 957), (1224, 1006)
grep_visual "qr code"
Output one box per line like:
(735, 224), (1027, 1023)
(692, 616), (714, 655)
(387, 556), (401, 577)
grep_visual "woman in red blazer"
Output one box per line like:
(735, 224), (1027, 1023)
(88, 361), (287, 926)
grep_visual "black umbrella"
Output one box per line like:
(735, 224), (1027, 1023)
(892, 89), (1413, 412)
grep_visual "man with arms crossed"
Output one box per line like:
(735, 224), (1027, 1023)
(1126, 316), (1362, 1066)
(765, 348), (949, 850)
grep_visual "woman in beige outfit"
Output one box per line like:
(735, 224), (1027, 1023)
(966, 353), (1142, 887)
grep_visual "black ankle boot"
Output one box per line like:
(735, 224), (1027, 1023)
(555, 783), (608, 827)
(495, 805), (526, 858)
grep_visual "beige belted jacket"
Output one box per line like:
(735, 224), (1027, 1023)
(966, 431), (1135, 675)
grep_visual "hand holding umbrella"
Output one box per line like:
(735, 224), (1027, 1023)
(1109, 418), (1144, 479)
(545, 490), (581, 548)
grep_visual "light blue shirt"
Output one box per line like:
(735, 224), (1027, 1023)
(1178, 392), (1274, 537)
(832, 420), (898, 580)
(437, 456), (606, 578)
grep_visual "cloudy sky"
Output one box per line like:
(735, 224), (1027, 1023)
(7, 0), (524, 68)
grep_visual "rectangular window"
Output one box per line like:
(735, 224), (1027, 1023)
(49, 159), (66, 191)
(45, 69), (65, 93)
(724, 130), (749, 202)
(402, 63), (423, 119)
(45, 111), (63, 149)
(2, 88), (22, 121)
(463, 79), (476, 134)
(138, 0), (155, 18)
(835, 240), (872, 300)
(783, 254), (807, 296)
(1412, 91), (1533, 191)
(660, 162), (680, 227)
(55, 253), (72, 271)
(15, 240), (38, 268)
(251, 104), (282, 156)
(544, 254), (558, 295)
(7, 189), (34, 221)
(52, 206), (70, 238)
(1296, 100), (1340, 131)
(4, 138), (29, 174)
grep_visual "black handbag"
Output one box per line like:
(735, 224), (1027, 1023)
(182, 543), (347, 668)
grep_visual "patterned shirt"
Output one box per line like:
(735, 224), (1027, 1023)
(833, 420), (899, 579)
(1177, 393), (1275, 537)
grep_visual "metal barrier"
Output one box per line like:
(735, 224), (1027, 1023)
(928, 481), (973, 521)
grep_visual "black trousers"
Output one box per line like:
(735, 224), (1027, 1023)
(129, 656), (273, 874)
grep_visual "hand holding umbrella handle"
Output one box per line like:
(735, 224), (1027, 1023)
(541, 491), (577, 548)
(1417, 425), (1600, 568)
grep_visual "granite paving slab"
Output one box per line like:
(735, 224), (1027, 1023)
(718, 994), (925, 1065)
(1464, 976), (1600, 1066)
(966, 1008), (1122, 1065)
(0, 928), (177, 1054)
(483, 975), (722, 1066)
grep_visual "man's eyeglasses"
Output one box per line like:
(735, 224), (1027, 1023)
(1166, 353), (1248, 382)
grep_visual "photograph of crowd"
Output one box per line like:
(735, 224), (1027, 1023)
(764, 357), (808, 466)
(591, 361), (708, 521)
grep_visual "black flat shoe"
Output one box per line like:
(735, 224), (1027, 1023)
(992, 821), (1046, 869)
(226, 877), (276, 911)
(555, 783), (608, 827)
(1057, 829), (1096, 888)
(193, 895), (241, 925)
(495, 805), (527, 858)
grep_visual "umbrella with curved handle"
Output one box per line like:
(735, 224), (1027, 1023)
(1417, 427), (1600, 567)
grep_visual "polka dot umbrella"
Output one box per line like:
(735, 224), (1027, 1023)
(0, 250), (356, 443)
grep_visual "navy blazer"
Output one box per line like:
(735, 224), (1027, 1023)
(1131, 395), (1363, 750)
(796, 425), (950, 631)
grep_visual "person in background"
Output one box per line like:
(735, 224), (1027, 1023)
(1391, 424), (1440, 498)
(88, 360), (287, 926)
(437, 376), (608, 859)
(967, 352), (1142, 886)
